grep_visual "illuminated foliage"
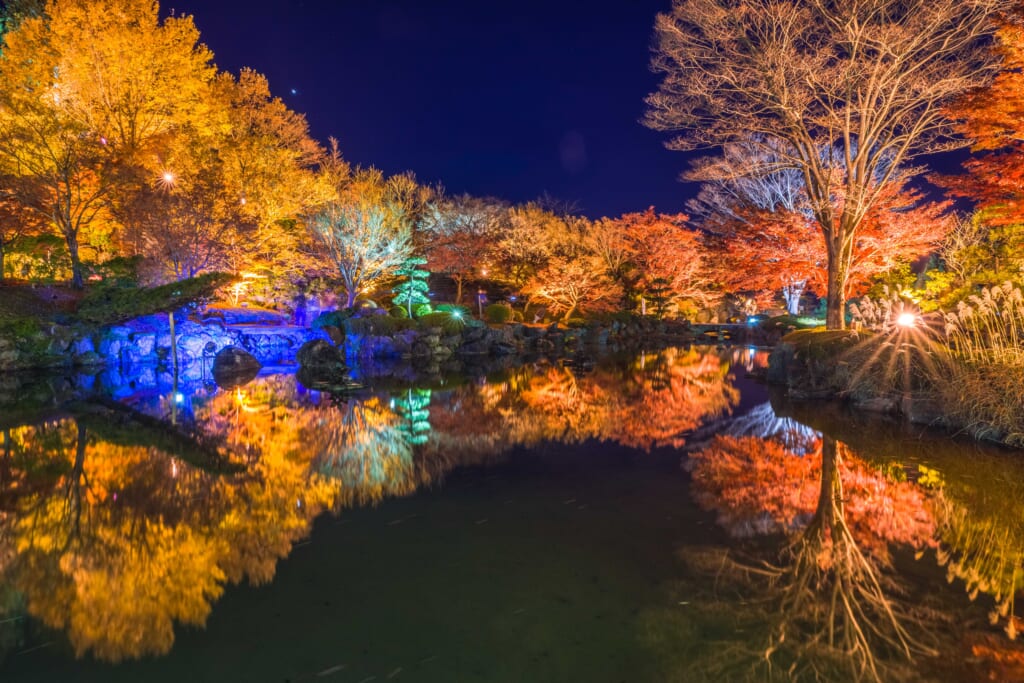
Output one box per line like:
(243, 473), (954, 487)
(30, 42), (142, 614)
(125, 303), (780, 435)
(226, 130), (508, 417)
(391, 257), (431, 317)
(419, 194), (507, 304)
(696, 144), (951, 314)
(306, 142), (419, 307)
(0, 0), (217, 288)
(522, 254), (617, 322)
(588, 209), (716, 315)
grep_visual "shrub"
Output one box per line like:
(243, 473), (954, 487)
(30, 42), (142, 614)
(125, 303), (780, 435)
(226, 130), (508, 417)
(512, 310), (524, 322)
(92, 256), (143, 287)
(312, 309), (352, 330)
(566, 317), (587, 329)
(484, 303), (512, 324)
(940, 362), (1024, 447)
(389, 306), (409, 318)
(418, 311), (467, 335)
(414, 303), (434, 317)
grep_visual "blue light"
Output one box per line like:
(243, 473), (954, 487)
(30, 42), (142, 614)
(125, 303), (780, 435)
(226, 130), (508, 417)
(173, 392), (185, 404)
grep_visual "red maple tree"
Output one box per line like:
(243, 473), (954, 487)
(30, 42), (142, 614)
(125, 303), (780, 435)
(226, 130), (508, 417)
(706, 180), (949, 313)
(592, 208), (718, 314)
(940, 15), (1024, 226)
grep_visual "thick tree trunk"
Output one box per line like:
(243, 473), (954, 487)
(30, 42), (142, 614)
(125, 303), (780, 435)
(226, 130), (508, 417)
(816, 436), (840, 526)
(66, 229), (84, 289)
(454, 276), (464, 305)
(824, 233), (850, 330)
(344, 287), (357, 309)
(825, 271), (846, 329)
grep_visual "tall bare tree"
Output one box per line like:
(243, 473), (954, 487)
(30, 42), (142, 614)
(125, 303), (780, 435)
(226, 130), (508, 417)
(645, 0), (1005, 328)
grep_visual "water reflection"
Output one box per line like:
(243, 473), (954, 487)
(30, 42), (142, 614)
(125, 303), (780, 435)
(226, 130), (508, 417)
(662, 400), (1024, 682)
(0, 348), (738, 663)
(4, 347), (1024, 680)
(686, 433), (939, 680)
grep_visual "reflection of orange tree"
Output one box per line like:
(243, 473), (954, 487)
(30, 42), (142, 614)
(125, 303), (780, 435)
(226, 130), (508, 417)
(198, 382), (434, 509)
(506, 349), (738, 450)
(689, 435), (939, 681)
(0, 413), (338, 662)
(607, 348), (738, 450)
(2, 420), (228, 662)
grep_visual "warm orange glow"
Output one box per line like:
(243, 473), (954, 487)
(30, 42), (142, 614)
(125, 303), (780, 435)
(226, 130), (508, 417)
(897, 312), (918, 328)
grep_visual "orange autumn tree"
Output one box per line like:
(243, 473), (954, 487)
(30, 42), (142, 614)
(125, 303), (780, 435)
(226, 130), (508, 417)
(0, 0), (218, 288)
(590, 208), (717, 316)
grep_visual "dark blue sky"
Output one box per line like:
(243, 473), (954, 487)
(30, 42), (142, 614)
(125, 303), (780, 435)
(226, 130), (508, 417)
(172, 0), (694, 219)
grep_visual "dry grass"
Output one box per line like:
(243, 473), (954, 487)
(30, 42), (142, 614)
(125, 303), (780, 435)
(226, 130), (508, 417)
(939, 362), (1024, 447)
(939, 283), (1024, 446)
(943, 282), (1024, 366)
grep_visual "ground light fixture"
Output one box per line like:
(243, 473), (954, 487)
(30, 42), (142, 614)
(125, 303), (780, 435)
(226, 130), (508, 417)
(896, 312), (918, 328)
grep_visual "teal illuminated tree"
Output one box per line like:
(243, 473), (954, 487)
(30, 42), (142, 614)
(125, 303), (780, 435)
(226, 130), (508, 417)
(394, 388), (432, 446)
(392, 257), (431, 317)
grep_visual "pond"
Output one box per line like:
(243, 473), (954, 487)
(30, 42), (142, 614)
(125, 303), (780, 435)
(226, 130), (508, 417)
(0, 347), (1022, 682)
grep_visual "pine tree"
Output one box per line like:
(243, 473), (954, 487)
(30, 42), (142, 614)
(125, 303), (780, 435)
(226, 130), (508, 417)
(392, 257), (431, 317)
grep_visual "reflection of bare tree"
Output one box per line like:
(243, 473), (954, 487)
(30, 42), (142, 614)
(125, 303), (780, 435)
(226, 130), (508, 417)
(694, 401), (819, 454)
(763, 437), (937, 681)
(686, 434), (941, 681)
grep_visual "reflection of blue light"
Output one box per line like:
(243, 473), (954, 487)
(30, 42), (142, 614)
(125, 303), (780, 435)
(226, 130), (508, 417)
(747, 317), (757, 325)
(509, 296), (517, 302)
(174, 392), (185, 404)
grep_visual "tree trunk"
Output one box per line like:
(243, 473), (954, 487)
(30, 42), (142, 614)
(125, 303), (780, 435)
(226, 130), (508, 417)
(344, 287), (357, 309)
(0, 239), (5, 282)
(454, 275), (464, 305)
(824, 235), (850, 330)
(66, 229), (84, 289)
(816, 436), (840, 526)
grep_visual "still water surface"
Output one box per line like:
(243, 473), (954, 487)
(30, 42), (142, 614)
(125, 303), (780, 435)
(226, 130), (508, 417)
(1, 347), (1023, 682)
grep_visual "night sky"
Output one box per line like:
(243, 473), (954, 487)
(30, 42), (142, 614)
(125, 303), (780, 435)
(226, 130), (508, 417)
(170, 0), (694, 219)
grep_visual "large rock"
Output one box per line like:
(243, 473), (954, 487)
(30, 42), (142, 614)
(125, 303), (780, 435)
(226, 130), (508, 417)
(212, 346), (261, 388)
(297, 339), (349, 385)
